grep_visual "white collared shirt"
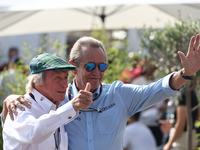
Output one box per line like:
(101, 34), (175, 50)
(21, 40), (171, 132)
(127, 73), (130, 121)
(3, 89), (78, 150)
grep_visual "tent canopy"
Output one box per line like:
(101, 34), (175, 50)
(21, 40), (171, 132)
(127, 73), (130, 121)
(0, 1), (200, 36)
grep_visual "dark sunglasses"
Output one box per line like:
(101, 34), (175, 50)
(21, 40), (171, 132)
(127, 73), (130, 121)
(85, 63), (108, 72)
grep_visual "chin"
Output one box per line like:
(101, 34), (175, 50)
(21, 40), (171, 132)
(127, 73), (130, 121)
(57, 96), (65, 101)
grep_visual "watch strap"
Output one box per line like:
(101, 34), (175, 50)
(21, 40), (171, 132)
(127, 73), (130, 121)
(180, 70), (193, 80)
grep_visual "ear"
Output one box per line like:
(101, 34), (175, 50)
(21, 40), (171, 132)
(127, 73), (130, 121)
(69, 60), (77, 76)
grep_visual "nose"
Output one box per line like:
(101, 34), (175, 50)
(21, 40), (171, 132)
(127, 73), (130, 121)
(91, 66), (100, 75)
(61, 79), (68, 88)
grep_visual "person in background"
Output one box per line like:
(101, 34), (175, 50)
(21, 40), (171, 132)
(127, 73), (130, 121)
(139, 100), (168, 147)
(3, 53), (93, 150)
(162, 83), (198, 150)
(123, 112), (156, 150)
(0, 47), (21, 72)
(2, 34), (200, 150)
(0, 47), (27, 109)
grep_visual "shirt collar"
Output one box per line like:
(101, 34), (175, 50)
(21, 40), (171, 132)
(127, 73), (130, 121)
(31, 89), (57, 112)
(72, 79), (101, 99)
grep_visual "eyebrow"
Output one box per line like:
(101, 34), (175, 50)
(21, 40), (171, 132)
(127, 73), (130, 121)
(53, 71), (68, 76)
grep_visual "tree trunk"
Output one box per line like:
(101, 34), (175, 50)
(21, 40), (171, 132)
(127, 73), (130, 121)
(185, 87), (192, 150)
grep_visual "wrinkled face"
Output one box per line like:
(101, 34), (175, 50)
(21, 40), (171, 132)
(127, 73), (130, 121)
(39, 70), (68, 104)
(75, 46), (107, 92)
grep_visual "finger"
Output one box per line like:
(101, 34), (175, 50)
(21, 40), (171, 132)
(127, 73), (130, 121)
(8, 103), (16, 120)
(188, 36), (195, 52)
(84, 82), (91, 92)
(10, 102), (18, 116)
(13, 102), (25, 111)
(78, 94), (93, 105)
(194, 34), (200, 50)
(72, 99), (92, 111)
(198, 45), (200, 51)
(17, 96), (31, 109)
(78, 91), (93, 98)
(79, 101), (92, 109)
(8, 109), (14, 121)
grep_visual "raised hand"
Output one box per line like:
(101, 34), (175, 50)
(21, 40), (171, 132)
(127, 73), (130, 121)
(178, 34), (200, 76)
(71, 83), (93, 111)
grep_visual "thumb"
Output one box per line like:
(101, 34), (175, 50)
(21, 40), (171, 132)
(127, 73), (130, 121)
(178, 51), (186, 62)
(84, 83), (91, 92)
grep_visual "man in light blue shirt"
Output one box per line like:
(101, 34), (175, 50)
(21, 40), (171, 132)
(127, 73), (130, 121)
(2, 34), (200, 150)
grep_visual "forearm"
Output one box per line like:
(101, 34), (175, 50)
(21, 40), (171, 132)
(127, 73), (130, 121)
(169, 69), (189, 90)
(4, 115), (55, 144)
(2, 100), (8, 123)
(167, 105), (186, 148)
(166, 124), (184, 147)
(4, 101), (78, 144)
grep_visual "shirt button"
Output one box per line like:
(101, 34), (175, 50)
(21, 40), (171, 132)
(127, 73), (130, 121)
(40, 97), (44, 101)
(68, 116), (72, 119)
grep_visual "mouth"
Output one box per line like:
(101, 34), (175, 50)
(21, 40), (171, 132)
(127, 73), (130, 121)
(89, 77), (100, 80)
(57, 91), (66, 94)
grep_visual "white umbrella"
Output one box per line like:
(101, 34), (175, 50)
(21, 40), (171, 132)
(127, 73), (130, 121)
(0, 0), (200, 36)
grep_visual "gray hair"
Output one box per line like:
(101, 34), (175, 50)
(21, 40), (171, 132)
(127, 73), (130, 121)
(69, 36), (107, 67)
(26, 72), (45, 93)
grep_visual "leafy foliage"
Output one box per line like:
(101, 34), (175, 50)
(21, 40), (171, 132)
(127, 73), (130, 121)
(91, 28), (130, 83)
(140, 16), (200, 78)
(140, 15), (200, 150)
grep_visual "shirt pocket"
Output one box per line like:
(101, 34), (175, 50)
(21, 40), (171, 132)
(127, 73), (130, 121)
(98, 106), (120, 134)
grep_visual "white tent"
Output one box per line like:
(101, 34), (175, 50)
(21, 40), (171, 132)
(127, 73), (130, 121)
(0, 0), (200, 36)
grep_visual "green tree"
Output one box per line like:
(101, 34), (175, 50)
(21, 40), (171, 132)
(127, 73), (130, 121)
(91, 28), (130, 83)
(140, 15), (200, 150)
(140, 16), (200, 78)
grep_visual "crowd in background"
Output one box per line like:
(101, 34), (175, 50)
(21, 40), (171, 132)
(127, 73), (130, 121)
(121, 58), (200, 150)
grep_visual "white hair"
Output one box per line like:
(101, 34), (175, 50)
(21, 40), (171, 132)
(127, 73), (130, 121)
(26, 72), (45, 93)
(69, 36), (107, 67)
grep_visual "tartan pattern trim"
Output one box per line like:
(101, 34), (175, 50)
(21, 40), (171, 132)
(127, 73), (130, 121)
(30, 53), (76, 74)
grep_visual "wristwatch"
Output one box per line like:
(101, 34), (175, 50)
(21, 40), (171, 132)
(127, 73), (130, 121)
(180, 70), (193, 80)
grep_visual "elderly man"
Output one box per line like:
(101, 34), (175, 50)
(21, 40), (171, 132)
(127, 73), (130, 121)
(2, 34), (200, 150)
(3, 53), (92, 150)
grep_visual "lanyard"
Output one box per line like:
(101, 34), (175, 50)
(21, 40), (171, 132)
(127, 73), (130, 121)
(54, 128), (61, 150)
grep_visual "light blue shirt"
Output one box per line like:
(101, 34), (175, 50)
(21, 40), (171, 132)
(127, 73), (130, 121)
(62, 73), (184, 150)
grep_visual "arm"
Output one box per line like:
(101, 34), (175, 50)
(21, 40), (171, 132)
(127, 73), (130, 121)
(2, 82), (92, 122)
(159, 120), (171, 134)
(163, 105), (186, 150)
(169, 34), (200, 90)
(4, 83), (93, 144)
(4, 101), (78, 144)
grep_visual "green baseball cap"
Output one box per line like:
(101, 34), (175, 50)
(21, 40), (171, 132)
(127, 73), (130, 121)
(30, 53), (76, 74)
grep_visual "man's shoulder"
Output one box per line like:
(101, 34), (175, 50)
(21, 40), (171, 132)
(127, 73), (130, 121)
(102, 80), (124, 87)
